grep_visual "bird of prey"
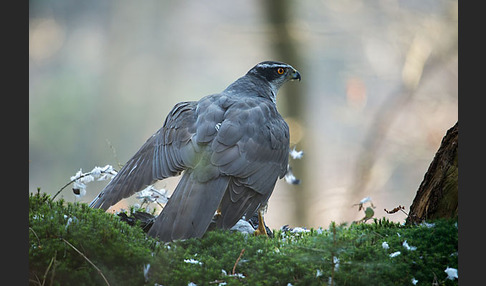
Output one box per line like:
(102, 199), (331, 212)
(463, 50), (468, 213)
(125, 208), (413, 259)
(90, 61), (301, 242)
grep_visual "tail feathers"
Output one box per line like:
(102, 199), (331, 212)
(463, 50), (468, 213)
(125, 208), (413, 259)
(148, 171), (229, 242)
(216, 181), (267, 230)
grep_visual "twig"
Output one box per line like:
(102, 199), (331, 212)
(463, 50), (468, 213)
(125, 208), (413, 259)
(29, 277), (41, 286)
(41, 252), (56, 286)
(52, 173), (92, 201)
(431, 272), (439, 286)
(384, 205), (409, 216)
(232, 248), (245, 275)
(53, 167), (118, 201)
(48, 253), (58, 286)
(61, 238), (111, 286)
(29, 227), (41, 247)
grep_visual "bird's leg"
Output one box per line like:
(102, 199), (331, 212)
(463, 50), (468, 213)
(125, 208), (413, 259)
(254, 210), (268, 237)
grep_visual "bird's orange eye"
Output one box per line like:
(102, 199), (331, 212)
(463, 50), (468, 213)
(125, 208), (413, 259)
(277, 67), (285, 75)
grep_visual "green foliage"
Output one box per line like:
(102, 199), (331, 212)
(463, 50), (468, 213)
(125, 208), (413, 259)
(29, 192), (156, 285)
(29, 192), (458, 286)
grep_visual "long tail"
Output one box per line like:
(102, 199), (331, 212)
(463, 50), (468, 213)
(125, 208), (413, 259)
(216, 180), (266, 230)
(148, 171), (229, 242)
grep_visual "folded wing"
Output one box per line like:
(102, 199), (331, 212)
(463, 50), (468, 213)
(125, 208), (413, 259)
(90, 101), (198, 210)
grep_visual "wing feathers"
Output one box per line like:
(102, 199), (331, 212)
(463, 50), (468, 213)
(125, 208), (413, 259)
(90, 101), (198, 210)
(91, 93), (290, 242)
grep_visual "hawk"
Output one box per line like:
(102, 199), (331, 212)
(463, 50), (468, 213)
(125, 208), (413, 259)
(90, 61), (301, 242)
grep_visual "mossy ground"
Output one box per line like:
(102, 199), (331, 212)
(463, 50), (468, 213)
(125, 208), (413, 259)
(29, 192), (458, 286)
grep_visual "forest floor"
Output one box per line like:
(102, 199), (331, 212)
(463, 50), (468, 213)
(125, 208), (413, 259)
(29, 192), (458, 286)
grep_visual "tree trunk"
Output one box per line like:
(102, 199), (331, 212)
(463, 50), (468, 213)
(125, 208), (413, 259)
(406, 121), (458, 224)
(262, 0), (308, 226)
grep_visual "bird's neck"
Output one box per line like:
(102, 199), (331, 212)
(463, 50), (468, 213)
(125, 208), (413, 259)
(223, 75), (277, 103)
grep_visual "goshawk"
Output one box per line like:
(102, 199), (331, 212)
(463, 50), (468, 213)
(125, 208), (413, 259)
(90, 61), (301, 242)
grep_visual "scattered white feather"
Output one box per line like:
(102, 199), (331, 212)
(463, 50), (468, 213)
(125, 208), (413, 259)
(228, 273), (245, 279)
(382, 241), (389, 249)
(64, 216), (77, 230)
(444, 266), (458, 280)
(291, 227), (310, 233)
(284, 164), (300, 185)
(421, 222), (435, 228)
(333, 256), (340, 271)
(95, 165), (117, 181)
(359, 196), (372, 204)
(289, 147), (304, 159)
(70, 169), (84, 181)
(222, 269), (246, 279)
(389, 251), (401, 258)
(143, 264), (150, 281)
(352, 196), (375, 211)
(69, 165), (118, 199)
(79, 174), (95, 184)
(284, 172), (299, 184)
(230, 219), (255, 235)
(137, 185), (170, 204)
(184, 259), (203, 265)
(72, 181), (87, 198)
(402, 240), (417, 251)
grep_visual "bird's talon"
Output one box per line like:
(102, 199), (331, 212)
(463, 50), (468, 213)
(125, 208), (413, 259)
(254, 210), (268, 237)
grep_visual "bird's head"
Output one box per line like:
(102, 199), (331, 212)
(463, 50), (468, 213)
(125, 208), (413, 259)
(247, 61), (301, 97)
(248, 61), (301, 83)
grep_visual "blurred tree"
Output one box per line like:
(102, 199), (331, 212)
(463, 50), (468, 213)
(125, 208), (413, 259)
(263, 0), (308, 225)
(350, 1), (458, 203)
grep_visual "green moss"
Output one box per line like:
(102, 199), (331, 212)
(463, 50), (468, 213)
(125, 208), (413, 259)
(29, 192), (458, 286)
(29, 192), (156, 285)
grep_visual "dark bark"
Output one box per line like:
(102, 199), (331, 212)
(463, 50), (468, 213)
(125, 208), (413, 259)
(406, 121), (458, 224)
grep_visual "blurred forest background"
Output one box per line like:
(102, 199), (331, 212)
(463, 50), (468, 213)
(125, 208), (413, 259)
(29, 0), (457, 229)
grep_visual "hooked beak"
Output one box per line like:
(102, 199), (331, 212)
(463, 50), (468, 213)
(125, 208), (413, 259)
(291, 69), (301, 81)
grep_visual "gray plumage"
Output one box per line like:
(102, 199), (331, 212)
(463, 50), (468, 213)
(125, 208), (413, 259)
(90, 61), (301, 242)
